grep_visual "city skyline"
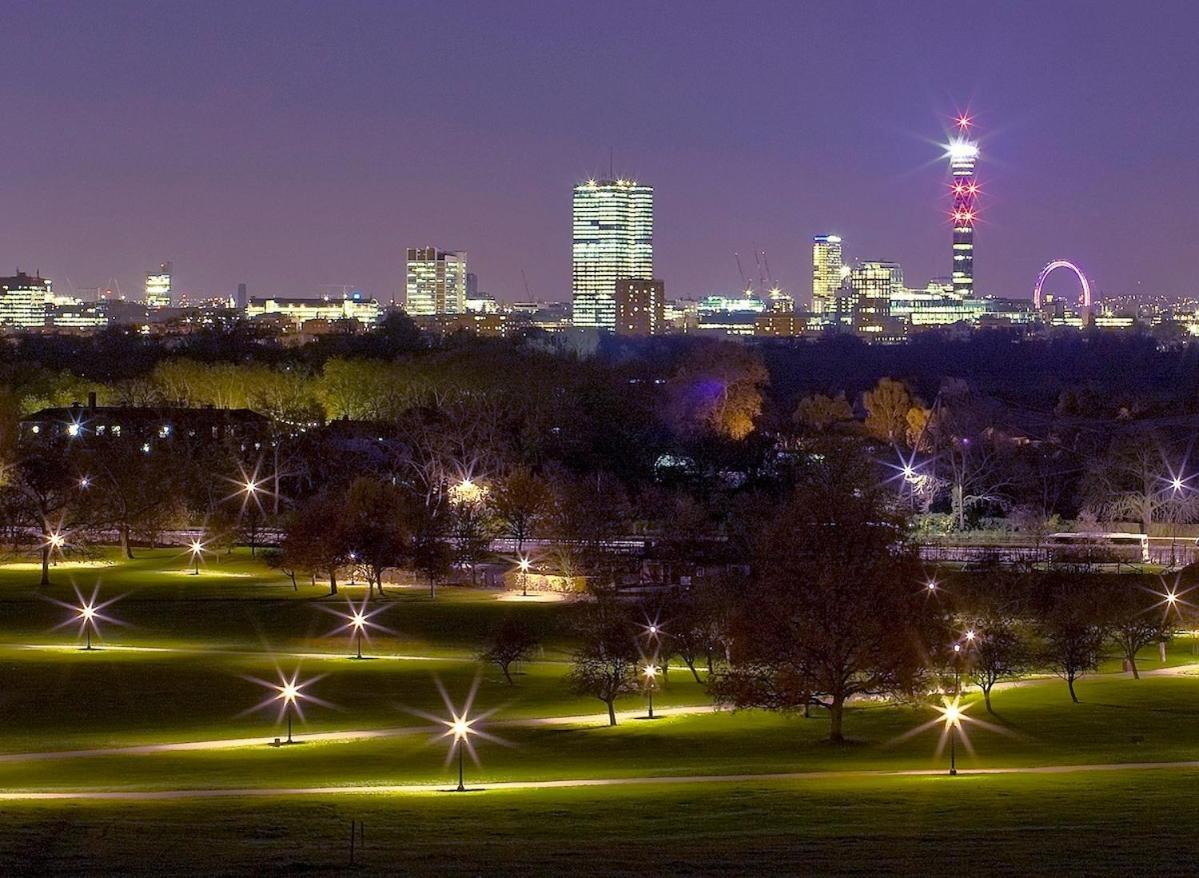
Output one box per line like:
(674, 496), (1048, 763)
(2, 2), (1196, 305)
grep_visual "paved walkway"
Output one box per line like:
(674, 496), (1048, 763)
(0, 704), (721, 764)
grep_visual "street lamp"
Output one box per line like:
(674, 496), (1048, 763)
(326, 596), (386, 660)
(642, 662), (660, 719)
(267, 671), (317, 744)
(78, 476), (91, 490)
(349, 610), (366, 659)
(78, 601), (98, 651)
(188, 538), (205, 575)
(943, 701), (961, 776)
(448, 715), (474, 792)
(245, 669), (327, 745)
(518, 556), (531, 597)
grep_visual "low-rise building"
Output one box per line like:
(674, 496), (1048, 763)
(20, 395), (272, 447)
(246, 293), (380, 328)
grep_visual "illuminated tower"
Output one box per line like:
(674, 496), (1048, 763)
(946, 115), (979, 297)
(811, 235), (843, 315)
(572, 178), (653, 329)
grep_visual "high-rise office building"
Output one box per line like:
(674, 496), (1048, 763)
(947, 116), (979, 297)
(850, 261), (904, 335)
(571, 178), (653, 329)
(0, 271), (51, 327)
(145, 262), (172, 309)
(811, 235), (843, 315)
(614, 278), (665, 336)
(405, 248), (467, 316)
(235, 282), (248, 311)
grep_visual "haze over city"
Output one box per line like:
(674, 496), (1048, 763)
(3, 0), (1196, 303)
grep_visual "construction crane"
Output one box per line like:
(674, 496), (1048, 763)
(762, 250), (775, 287)
(734, 252), (750, 295)
(753, 249), (768, 297)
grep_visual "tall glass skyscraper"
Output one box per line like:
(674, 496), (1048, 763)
(571, 179), (653, 329)
(947, 117), (979, 297)
(811, 234), (843, 315)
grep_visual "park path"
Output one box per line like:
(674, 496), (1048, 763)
(3, 756), (1199, 801)
(0, 703), (722, 764)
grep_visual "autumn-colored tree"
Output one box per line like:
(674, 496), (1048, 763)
(668, 342), (768, 441)
(793, 393), (854, 433)
(862, 377), (915, 444)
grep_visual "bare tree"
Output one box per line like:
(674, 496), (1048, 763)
(1038, 579), (1108, 703)
(1100, 582), (1172, 679)
(964, 617), (1030, 713)
(566, 602), (640, 726)
(479, 616), (539, 685)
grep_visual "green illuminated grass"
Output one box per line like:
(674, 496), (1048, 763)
(0, 548), (1197, 874)
(0, 771), (1193, 875)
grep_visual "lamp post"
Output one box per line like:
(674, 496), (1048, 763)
(643, 662), (659, 719)
(518, 556), (531, 597)
(278, 680), (300, 744)
(944, 702), (961, 775)
(78, 601), (97, 651)
(188, 538), (205, 575)
(350, 610), (366, 659)
(449, 717), (473, 791)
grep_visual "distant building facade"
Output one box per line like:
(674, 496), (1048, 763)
(850, 261), (904, 335)
(614, 278), (665, 336)
(405, 248), (467, 316)
(0, 271), (51, 327)
(20, 396), (270, 447)
(571, 178), (653, 330)
(246, 293), (380, 328)
(145, 262), (172, 309)
(811, 235), (844, 316)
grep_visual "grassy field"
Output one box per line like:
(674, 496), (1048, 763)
(0, 547), (1197, 873)
(0, 772), (1196, 876)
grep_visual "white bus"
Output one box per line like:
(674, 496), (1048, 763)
(1045, 532), (1149, 563)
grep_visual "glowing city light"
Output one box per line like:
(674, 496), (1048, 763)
(78, 476), (91, 490)
(946, 138), (979, 162)
(955, 113), (973, 130)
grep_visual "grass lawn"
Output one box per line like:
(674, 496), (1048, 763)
(0, 771), (1194, 875)
(1, 548), (1199, 874)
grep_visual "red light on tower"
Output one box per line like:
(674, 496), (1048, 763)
(956, 113), (972, 131)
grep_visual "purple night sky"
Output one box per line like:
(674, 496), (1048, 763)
(2, 0), (1195, 305)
